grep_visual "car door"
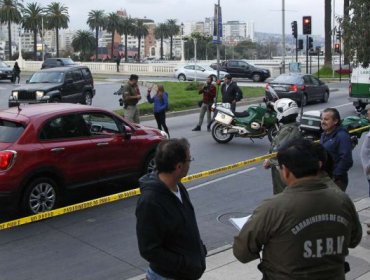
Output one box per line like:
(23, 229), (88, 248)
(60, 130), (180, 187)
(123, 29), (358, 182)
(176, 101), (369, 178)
(302, 75), (316, 101)
(226, 60), (240, 77)
(195, 65), (207, 80)
(82, 112), (141, 183)
(184, 65), (195, 80)
(310, 76), (326, 99)
(71, 69), (85, 102)
(238, 61), (252, 78)
(39, 113), (100, 189)
(62, 71), (76, 102)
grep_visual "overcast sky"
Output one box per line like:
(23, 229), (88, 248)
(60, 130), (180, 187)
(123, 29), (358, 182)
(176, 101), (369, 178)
(33, 0), (344, 36)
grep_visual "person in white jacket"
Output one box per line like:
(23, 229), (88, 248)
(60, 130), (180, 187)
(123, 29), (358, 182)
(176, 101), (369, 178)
(360, 108), (370, 234)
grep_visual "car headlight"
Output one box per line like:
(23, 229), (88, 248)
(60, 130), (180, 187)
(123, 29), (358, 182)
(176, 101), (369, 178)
(36, 91), (44, 100)
(160, 130), (169, 139)
(11, 91), (18, 100)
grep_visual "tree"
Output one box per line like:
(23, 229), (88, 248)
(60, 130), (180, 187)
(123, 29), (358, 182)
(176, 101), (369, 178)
(133, 19), (148, 62)
(105, 12), (121, 60)
(45, 2), (69, 57)
(0, 0), (24, 59)
(324, 0), (332, 67)
(118, 16), (135, 62)
(87, 9), (106, 62)
(71, 30), (95, 61)
(343, 0), (350, 65)
(342, 0), (370, 67)
(166, 19), (180, 60)
(155, 23), (168, 59)
(22, 2), (43, 60)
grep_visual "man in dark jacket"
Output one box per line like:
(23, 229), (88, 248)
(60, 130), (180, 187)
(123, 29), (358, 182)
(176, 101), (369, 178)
(320, 108), (353, 191)
(221, 74), (242, 112)
(233, 139), (362, 280)
(136, 138), (207, 280)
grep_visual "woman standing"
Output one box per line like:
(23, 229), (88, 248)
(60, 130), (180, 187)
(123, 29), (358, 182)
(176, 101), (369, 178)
(147, 84), (170, 137)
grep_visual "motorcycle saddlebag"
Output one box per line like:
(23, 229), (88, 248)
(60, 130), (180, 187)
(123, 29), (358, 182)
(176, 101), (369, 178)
(300, 110), (321, 132)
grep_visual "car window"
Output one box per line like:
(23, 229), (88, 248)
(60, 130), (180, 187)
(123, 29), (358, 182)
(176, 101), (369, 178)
(40, 114), (91, 140)
(0, 61), (10, 68)
(194, 65), (204, 71)
(72, 70), (83, 81)
(303, 75), (312, 85)
(61, 58), (75, 65)
(56, 60), (63, 66)
(81, 68), (92, 79)
(46, 59), (56, 66)
(310, 76), (320, 85)
(0, 119), (24, 142)
(29, 71), (64, 83)
(82, 113), (120, 135)
(184, 65), (194, 70)
(228, 61), (238, 67)
(273, 75), (301, 84)
(238, 61), (249, 68)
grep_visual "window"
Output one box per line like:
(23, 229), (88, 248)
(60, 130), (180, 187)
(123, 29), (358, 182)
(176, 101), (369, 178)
(82, 113), (120, 135)
(72, 70), (83, 81)
(40, 114), (90, 140)
(0, 119), (24, 142)
(81, 68), (92, 79)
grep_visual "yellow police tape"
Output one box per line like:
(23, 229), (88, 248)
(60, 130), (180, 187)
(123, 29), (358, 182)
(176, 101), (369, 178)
(1, 125), (369, 230)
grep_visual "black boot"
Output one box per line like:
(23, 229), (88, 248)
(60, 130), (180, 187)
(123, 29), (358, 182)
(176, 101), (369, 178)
(192, 125), (201, 131)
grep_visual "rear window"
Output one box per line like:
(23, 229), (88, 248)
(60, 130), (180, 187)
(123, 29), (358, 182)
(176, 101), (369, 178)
(273, 75), (302, 84)
(0, 119), (25, 142)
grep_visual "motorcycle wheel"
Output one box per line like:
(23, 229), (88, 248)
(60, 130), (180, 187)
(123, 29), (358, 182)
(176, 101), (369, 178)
(267, 126), (279, 143)
(212, 123), (234, 144)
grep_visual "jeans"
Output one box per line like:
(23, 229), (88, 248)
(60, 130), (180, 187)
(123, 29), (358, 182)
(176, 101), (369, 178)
(146, 267), (173, 280)
(154, 110), (169, 136)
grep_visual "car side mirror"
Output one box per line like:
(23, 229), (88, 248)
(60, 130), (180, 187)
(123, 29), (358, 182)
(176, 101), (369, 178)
(122, 124), (132, 140)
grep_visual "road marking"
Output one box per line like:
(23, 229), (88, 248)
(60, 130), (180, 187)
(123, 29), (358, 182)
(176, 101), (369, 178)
(188, 167), (256, 191)
(333, 102), (352, 109)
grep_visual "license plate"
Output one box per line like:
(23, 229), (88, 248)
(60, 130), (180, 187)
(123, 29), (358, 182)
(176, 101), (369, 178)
(215, 112), (233, 125)
(7, 75), (13, 78)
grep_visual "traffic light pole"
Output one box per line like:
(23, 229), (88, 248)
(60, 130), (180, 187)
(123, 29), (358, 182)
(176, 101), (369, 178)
(306, 35), (308, 74)
(295, 38), (298, 62)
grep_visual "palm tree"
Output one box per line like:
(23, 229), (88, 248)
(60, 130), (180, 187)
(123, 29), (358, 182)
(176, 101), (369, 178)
(155, 23), (168, 60)
(22, 2), (43, 60)
(133, 19), (148, 62)
(105, 12), (121, 60)
(72, 30), (95, 61)
(45, 2), (69, 57)
(166, 19), (180, 60)
(0, 0), (24, 59)
(118, 16), (135, 62)
(87, 9), (105, 62)
(324, 0), (332, 66)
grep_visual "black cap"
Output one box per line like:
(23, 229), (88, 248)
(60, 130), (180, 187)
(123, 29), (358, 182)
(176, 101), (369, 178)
(129, 74), (139, 81)
(224, 74), (232, 79)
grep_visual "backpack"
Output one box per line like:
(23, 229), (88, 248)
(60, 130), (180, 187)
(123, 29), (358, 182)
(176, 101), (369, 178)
(236, 85), (243, 102)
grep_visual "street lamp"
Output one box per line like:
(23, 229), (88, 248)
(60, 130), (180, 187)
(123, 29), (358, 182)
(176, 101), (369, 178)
(180, 22), (185, 62)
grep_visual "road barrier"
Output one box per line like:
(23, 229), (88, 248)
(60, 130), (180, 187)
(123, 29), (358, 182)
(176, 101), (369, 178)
(1, 125), (369, 230)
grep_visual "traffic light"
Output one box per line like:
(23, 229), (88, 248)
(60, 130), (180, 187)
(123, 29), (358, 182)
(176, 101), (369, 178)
(291, 21), (297, 38)
(308, 37), (313, 49)
(336, 30), (341, 40)
(334, 43), (340, 53)
(298, 39), (304, 50)
(303, 16), (312, 35)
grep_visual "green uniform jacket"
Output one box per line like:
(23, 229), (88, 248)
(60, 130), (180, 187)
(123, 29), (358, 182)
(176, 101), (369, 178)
(233, 177), (362, 280)
(269, 122), (302, 194)
(122, 82), (139, 105)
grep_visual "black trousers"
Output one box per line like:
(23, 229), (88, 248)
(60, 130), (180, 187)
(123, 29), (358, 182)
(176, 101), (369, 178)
(154, 111), (169, 136)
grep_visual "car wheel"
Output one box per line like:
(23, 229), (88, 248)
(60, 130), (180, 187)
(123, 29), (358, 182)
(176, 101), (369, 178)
(178, 74), (186, 81)
(322, 91), (329, 103)
(21, 177), (59, 214)
(252, 74), (261, 82)
(142, 152), (156, 175)
(299, 94), (308, 107)
(83, 92), (93, 105)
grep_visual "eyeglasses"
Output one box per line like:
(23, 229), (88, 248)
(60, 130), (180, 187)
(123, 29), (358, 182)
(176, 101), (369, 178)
(185, 157), (194, 162)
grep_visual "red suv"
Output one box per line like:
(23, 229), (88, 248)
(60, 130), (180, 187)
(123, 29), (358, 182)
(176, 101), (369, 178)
(0, 103), (167, 214)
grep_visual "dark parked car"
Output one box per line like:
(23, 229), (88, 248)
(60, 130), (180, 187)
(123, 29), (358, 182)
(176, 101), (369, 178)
(0, 103), (168, 214)
(41, 57), (76, 69)
(265, 73), (330, 106)
(0, 61), (15, 82)
(9, 66), (95, 107)
(210, 59), (270, 82)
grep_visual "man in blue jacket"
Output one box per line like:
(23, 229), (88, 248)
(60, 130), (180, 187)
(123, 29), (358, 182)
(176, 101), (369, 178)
(136, 138), (207, 280)
(320, 108), (353, 191)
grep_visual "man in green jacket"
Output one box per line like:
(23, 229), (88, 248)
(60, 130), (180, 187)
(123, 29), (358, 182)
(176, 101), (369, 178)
(234, 139), (362, 280)
(122, 74), (142, 123)
(263, 98), (302, 194)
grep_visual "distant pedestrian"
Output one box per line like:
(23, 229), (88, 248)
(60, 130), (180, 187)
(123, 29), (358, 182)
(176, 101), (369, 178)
(147, 84), (170, 137)
(234, 139), (362, 280)
(116, 54), (121, 72)
(192, 75), (216, 132)
(13, 61), (21, 84)
(263, 98), (302, 194)
(221, 74), (242, 112)
(122, 74), (141, 123)
(320, 108), (353, 191)
(136, 138), (207, 280)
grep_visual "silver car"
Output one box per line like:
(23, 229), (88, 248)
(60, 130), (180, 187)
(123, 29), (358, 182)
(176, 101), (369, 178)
(174, 64), (229, 81)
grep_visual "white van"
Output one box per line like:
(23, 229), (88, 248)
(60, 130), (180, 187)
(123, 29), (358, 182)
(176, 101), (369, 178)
(349, 66), (370, 112)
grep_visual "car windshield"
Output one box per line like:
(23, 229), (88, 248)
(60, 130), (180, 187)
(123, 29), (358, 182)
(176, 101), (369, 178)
(272, 75), (302, 84)
(0, 119), (24, 142)
(61, 58), (75, 65)
(0, 61), (9, 68)
(29, 71), (65, 83)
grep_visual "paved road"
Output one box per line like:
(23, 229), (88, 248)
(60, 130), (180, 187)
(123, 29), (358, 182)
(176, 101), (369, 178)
(1, 82), (368, 280)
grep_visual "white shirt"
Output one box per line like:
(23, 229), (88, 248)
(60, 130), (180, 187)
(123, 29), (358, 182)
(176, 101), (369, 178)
(171, 185), (183, 203)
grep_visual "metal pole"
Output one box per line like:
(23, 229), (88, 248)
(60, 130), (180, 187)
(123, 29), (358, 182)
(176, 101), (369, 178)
(306, 35), (308, 73)
(194, 38), (197, 82)
(216, 0), (220, 101)
(282, 0), (286, 73)
(42, 16), (44, 62)
(332, 0), (335, 77)
(317, 50), (320, 79)
(180, 23), (185, 62)
(295, 37), (298, 62)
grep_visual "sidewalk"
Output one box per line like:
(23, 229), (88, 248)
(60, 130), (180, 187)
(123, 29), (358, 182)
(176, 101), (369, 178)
(128, 197), (370, 280)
